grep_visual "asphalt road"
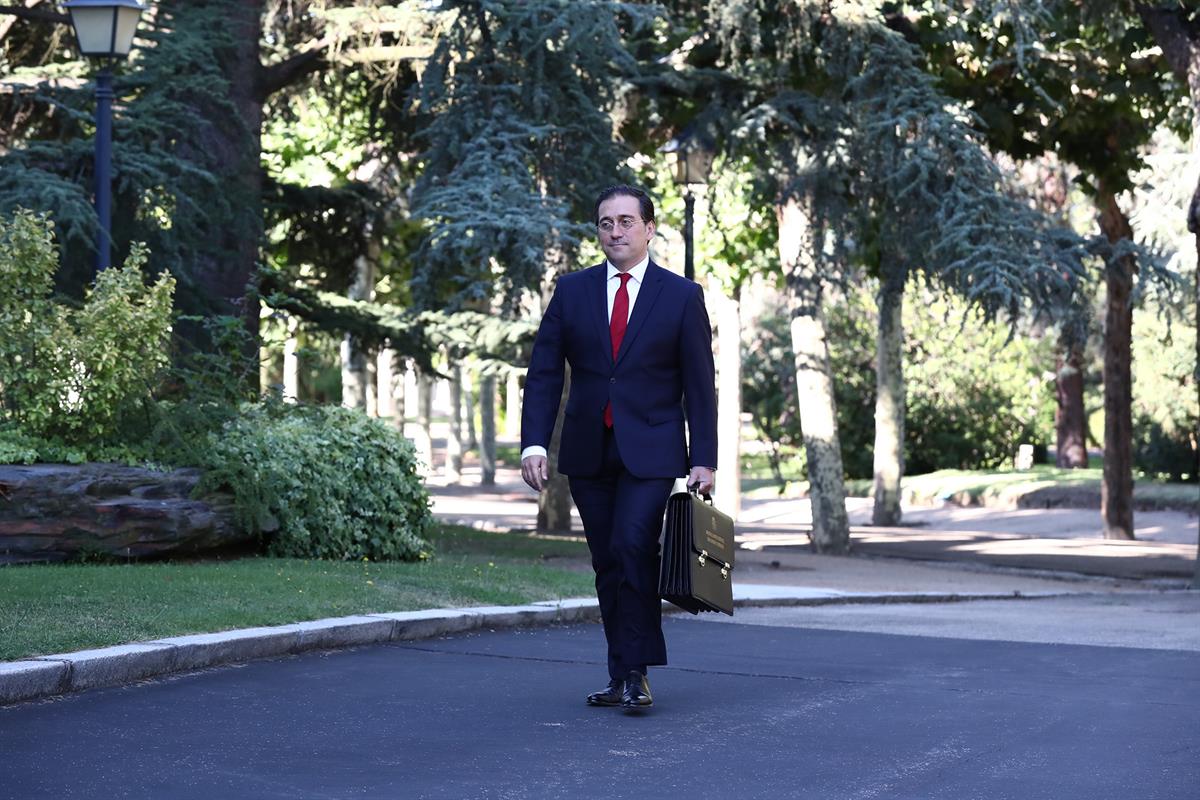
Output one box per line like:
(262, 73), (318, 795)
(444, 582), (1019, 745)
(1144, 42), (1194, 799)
(2, 615), (1197, 800)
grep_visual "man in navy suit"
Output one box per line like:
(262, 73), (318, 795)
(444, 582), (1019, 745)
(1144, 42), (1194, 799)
(520, 185), (717, 711)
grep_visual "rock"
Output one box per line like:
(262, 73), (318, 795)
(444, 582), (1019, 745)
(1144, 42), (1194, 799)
(0, 464), (247, 564)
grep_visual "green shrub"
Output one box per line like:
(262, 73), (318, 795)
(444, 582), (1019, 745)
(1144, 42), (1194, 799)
(902, 289), (1055, 473)
(1131, 306), (1198, 482)
(1133, 414), (1198, 483)
(0, 209), (174, 443)
(197, 402), (433, 561)
(741, 312), (807, 485)
(743, 281), (1056, 481)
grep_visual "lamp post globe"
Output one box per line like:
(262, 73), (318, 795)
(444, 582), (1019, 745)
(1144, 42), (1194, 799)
(63, 0), (145, 274)
(661, 129), (714, 282)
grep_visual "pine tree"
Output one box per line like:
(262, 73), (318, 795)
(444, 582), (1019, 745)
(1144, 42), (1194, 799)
(675, 0), (1088, 540)
(409, 0), (657, 311)
(899, 0), (1188, 539)
(1, 2), (439, 363)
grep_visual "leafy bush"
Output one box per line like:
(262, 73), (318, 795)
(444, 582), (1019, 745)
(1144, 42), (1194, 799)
(1131, 307), (1198, 482)
(902, 290), (1055, 473)
(0, 211), (434, 562)
(0, 209), (174, 442)
(197, 402), (434, 561)
(1134, 414), (1198, 483)
(0, 426), (87, 465)
(741, 312), (806, 484)
(743, 281), (1056, 481)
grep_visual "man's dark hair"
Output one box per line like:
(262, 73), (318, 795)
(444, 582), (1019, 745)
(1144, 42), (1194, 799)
(594, 184), (655, 225)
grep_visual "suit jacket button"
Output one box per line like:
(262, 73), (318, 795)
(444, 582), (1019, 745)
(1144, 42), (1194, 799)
(610, 378), (615, 383)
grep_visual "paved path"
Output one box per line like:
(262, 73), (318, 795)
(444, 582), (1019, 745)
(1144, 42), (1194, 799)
(3, 456), (1195, 797)
(2, 615), (1196, 800)
(432, 465), (1199, 581)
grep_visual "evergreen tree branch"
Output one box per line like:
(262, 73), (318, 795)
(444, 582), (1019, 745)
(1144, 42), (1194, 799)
(0, 4), (67, 25)
(257, 38), (332, 102)
(257, 268), (536, 374)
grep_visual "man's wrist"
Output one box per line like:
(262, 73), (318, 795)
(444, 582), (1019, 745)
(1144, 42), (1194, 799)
(521, 445), (548, 461)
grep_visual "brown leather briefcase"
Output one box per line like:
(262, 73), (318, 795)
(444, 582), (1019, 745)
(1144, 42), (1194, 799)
(658, 488), (735, 616)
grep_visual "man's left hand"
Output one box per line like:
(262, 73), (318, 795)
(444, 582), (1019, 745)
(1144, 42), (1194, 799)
(687, 466), (715, 495)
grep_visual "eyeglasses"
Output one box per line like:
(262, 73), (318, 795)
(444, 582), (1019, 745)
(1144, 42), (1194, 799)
(597, 215), (642, 233)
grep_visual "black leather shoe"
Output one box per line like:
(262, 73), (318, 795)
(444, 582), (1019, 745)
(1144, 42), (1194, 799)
(621, 670), (652, 710)
(586, 678), (624, 707)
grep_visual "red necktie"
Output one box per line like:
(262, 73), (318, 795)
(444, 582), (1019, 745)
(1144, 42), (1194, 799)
(604, 273), (631, 428)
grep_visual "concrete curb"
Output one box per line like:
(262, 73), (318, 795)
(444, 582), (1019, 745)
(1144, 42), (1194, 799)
(0, 600), (602, 707)
(0, 586), (1083, 707)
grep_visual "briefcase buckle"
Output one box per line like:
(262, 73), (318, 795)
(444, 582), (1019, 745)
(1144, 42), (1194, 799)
(699, 549), (731, 580)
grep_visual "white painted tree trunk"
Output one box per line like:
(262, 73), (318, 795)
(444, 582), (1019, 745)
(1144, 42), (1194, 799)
(537, 367), (574, 533)
(282, 315), (300, 403)
(364, 359), (378, 417)
(446, 364), (464, 483)
(376, 348), (396, 421)
(777, 199), (850, 553)
(340, 234), (377, 411)
(463, 366), (478, 451)
(505, 371), (522, 438)
(414, 372), (434, 477)
(872, 276), (905, 526)
(480, 374), (497, 486)
(713, 289), (742, 519)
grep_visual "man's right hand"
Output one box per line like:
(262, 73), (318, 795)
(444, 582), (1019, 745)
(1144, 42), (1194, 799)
(521, 455), (550, 492)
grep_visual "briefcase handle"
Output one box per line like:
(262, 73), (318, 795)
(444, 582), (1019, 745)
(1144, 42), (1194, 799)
(687, 481), (714, 505)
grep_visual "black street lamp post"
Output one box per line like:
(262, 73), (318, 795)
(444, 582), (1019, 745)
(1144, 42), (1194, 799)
(63, 0), (144, 274)
(662, 129), (714, 281)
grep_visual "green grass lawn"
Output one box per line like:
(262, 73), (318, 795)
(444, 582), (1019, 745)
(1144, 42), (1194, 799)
(0, 525), (594, 662)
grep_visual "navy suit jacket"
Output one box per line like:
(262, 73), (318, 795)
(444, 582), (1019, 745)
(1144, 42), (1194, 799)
(521, 261), (717, 479)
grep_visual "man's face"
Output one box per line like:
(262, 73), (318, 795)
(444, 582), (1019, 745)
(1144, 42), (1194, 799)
(597, 194), (655, 270)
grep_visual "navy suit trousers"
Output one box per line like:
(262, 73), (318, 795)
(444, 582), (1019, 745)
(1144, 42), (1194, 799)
(569, 427), (674, 680)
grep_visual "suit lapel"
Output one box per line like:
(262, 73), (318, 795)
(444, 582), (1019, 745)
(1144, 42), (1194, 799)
(615, 261), (665, 367)
(585, 263), (612, 366)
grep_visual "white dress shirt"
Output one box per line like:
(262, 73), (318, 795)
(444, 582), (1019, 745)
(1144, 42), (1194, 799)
(520, 256), (650, 462)
(605, 255), (649, 324)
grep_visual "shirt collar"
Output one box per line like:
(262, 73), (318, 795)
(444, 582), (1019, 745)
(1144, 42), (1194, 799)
(606, 255), (650, 284)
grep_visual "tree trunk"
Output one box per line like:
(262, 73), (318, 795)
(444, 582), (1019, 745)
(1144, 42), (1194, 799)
(463, 367), (478, 451)
(1135, 4), (1199, 574)
(1096, 183), (1136, 541)
(446, 364), (463, 482)
(1055, 337), (1089, 468)
(872, 272), (905, 526)
(365, 359), (378, 416)
(339, 339), (367, 408)
(1191, 180), (1200, 588)
(376, 347), (396, 420)
(1193, 214), (1200, 589)
(414, 371), (434, 476)
(480, 373), (497, 486)
(537, 367), (574, 533)
(258, 329), (273, 397)
(505, 371), (522, 438)
(1185, 43), (1200, 588)
(714, 289), (743, 520)
(282, 315), (299, 403)
(387, 354), (406, 432)
(777, 199), (850, 553)
(184, 0), (264, 368)
(340, 219), (377, 411)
